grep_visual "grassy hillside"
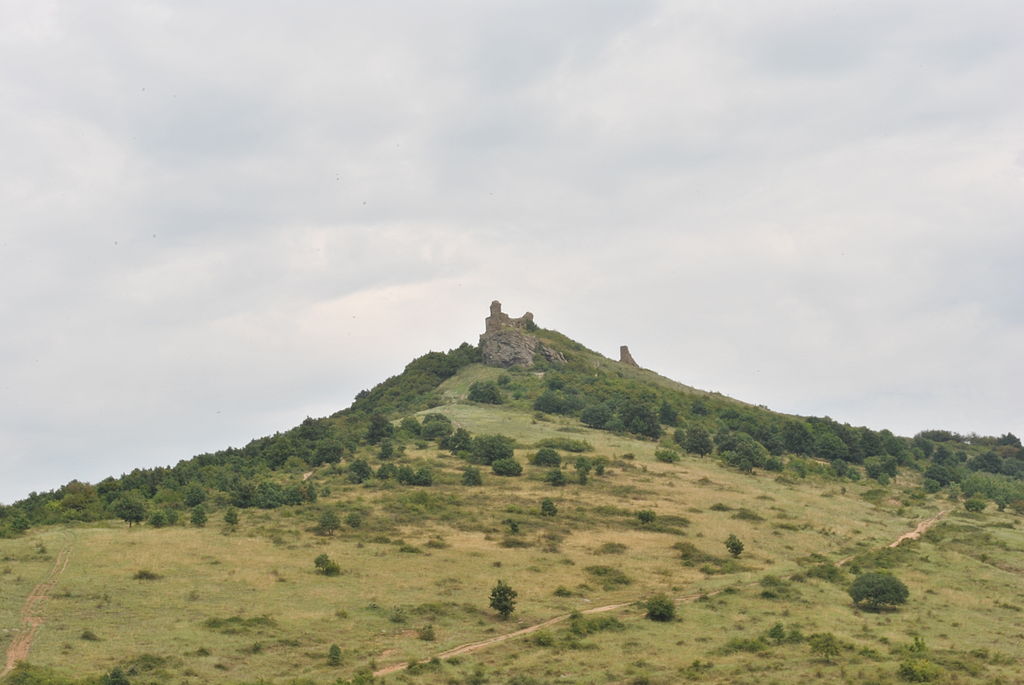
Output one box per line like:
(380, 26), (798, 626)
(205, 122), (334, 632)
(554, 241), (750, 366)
(2, 329), (1023, 684)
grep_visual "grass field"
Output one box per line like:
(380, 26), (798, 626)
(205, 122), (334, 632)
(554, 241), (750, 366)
(3, 371), (1023, 683)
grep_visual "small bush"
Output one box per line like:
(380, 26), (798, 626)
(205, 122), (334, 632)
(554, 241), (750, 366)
(462, 467), (483, 486)
(80, 629), (101, 641)
(595, 542), (627, 555)
(637, 510), (656, 525)
(540, 499), (558, 517)
(314, 554), (341, 576)
(584, 565), (632, 589)
(492, 458), (523, 477)
(544, 469), (568, 486)
(530, 448), (562, 467)
(645, 595), (675, 622)
(417, 624), (436, 641)
(327, 644), (342, 666)
(655, 449), (680, 463)
(897, 659), (942, 682)
(133, 569), (161, 581)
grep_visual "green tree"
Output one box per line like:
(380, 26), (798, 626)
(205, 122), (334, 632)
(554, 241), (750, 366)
(645, 594), (675, 622)
(848, 572), (909, 610)
(725, 534), (744, 558)
(807, 632), (840, 662)
(317, 509), (341, 536)
(113, 493), (147, 527)
(347, 459), (373, 484)
(470, 434), (515, 464)
(683, 425), (714, 456)
(489, 580), (517, 619)
(327, 643), (342, 666)
(183, 484), (207, 507)
(223, 507), (239, 529)
(314, 553), (341, 576)
(491, 458), (523, 477)
(530, 448), (561, 467)
(366, 414), (394, 444)
(658, 400), (679, 426)
(574, 457), (592, 485)
(462, 466), (483, 486)
(540, 498), (557, 516)
(544, 469), (568, 486)
(637, 509), (656, 525)
(468, 381), (503, 404)
(190, 506), (207, 527)
(421, 413), (453, 440)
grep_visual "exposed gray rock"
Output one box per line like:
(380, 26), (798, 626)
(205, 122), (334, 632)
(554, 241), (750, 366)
(479, 301), (566, 368)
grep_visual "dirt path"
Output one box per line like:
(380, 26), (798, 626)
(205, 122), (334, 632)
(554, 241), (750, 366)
(302, 470), (314, 481)
(373, 509), (950, 677)
(887, 509), (949, 548)
(2, 538), (73, 677)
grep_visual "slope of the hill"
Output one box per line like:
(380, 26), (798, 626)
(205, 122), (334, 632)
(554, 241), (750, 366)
(2, 323), (1024, 684)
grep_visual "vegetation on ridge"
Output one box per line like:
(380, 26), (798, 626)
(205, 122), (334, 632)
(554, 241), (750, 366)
(1, 324), (1023, 683)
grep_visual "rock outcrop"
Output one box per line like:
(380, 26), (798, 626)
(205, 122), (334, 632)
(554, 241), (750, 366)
(479, 301), (566, 368)
(619, 345), (639, 368)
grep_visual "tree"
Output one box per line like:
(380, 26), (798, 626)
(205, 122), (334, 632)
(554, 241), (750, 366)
(848, 572), (909, 610)
(183, 484), (207, 507)
(366, 414), (394, 444)
(347, 459), (373, 484)
(190, 506), (207, 527)
(544, 469), (568, 487)
(574, 457), (592, 485)
(530, 448), (561, 467)
(113, 493), (147, 527)
(724, 534), (744, 558)
(491, 458), (523, 477)
(468, 381), (503, 404)
(462, 466), (483, 486)
(489, 580), (517, 619)
(327, 643), (342, 666)
(223, 507), (239, 529)
(658, 401), (679, 426)
(470, 434), (515, 464)
(637, 509), (656, 525)
(580, 403), (612, 429)
(645, 594), (675, 621)
(540, 499), (557, 516)
(314, 553), (341, 576)
(317, 509), (341, 536)
(807, 632), (840, 662)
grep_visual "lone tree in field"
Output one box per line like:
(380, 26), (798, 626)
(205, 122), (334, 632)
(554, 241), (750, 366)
(848, 572), (909, 610)
(314, 553), (341, 576)
(489, 580), (518, 619)
(113, 493), (147, 527)
(724, 534), (744, 558)
(808, 632), (840, 662)
(317, 509), (341, 536)
(190, 506), (207, 527)
(645, 594), (675, 622)
(223, 507), (239, 530)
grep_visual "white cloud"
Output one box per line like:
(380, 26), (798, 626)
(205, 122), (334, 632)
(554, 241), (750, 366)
(1, 0), (1022, 503)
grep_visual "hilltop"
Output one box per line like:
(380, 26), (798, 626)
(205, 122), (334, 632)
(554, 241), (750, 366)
(1, 303), (1023, 684)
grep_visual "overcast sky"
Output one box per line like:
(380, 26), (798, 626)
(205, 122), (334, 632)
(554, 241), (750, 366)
(2, 1), (1022, 504)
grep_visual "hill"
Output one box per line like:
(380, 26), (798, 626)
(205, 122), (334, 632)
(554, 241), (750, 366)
(1, 303), (1023, 684)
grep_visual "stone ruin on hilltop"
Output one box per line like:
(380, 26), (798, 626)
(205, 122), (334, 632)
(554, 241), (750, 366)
(479, 301), (639, 369)
(479, 301), (566, 368)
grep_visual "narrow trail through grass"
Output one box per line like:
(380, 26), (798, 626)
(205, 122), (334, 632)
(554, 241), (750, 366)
(2, 533), (74, 678)
(372, 509), (951, 677)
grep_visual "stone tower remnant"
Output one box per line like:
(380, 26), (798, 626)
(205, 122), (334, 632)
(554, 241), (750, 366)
(619, 345), (639, 367)
(479, 300), (566, 368)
